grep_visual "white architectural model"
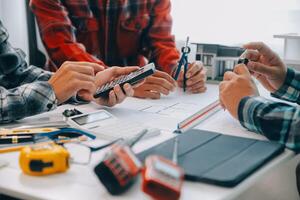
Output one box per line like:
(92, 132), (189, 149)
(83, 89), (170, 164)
(192, 43), (244, 82)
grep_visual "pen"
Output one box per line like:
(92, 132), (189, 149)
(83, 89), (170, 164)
(128, 129), (148, 147)
(0, 135), (34, 144)
(0, 136), (88, 154)
(0, 133), (35, 137)
(237, 50), (249, 66)
(0, 128), (59, 136)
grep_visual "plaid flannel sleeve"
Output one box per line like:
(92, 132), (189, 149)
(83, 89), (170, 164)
(271, 68), (300, 104)
(30, 0), (105, 68)
(0, 21), (58, 123)
(148, 0), (180, 74)
(238, 67), (300, 151)
(238, 96), (300, 152)
(0, 82), (58, 123)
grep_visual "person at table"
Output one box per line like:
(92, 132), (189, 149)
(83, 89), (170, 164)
(30, 0), (207, 99)
(0, 20), (137, 124)
(219, 42), (300, 152)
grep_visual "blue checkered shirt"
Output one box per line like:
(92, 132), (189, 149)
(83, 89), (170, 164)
(0, 21), (58, 123)
(238, 68), (300, 152)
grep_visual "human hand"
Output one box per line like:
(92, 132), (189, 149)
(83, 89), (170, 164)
(177, 61), (207, 93)
(243, 42), (287, 93)
(91, 67), (140, 107)
(48, 61), (104, 104)
(134, 70), (176, 99)
(219, 64), (259, 119)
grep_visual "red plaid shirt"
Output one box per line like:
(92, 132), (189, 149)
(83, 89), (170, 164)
(30, 0), (180, 74)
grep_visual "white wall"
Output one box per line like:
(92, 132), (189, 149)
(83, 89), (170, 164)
(0, 0), (29, 62)
(171, 0), (300, 56)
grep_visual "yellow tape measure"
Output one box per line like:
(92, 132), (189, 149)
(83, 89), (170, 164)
(19, 143), (70, 176)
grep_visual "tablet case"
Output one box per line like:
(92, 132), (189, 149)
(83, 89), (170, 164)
(138, 129), (285, 187)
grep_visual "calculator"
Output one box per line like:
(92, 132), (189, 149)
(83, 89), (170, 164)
(67, 110), (160, 141)
(94, 63), (156, 98)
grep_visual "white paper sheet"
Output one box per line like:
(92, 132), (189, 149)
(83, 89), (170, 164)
(106, 84), (220, 131)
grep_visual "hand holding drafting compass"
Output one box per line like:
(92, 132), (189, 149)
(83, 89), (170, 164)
(174, 37), (191, 92)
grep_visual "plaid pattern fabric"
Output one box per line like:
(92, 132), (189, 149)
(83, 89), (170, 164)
(271, 68), (300, 104)
(0, 22), (8, 44)
(30, 0), (180, 73)
(0, 21), (57, 123)
(238, 68), (300, 152)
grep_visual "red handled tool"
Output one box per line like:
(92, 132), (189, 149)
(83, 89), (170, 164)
(142, 137), (184, 200)
(94, 129), (147, 195)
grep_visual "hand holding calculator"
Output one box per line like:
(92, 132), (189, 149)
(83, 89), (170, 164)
(94, 63), (156, 98)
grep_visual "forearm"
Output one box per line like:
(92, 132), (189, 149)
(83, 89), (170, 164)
(148, 0), (180, 74)
(271, 68), (300, 104)
(238, 96), (300, 152)
(0, 82), (57, 123)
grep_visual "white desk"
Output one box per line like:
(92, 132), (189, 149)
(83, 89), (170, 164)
(0, 84), (299, 200)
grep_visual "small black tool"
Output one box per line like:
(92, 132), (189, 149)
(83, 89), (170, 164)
(238, 58), (249, 65)
(62, 109), (83, 118)
(173, 37), (191, 92)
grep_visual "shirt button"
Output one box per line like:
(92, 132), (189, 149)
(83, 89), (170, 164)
(47, 103), (53, 110)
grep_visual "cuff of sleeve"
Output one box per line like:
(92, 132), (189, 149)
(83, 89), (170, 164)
(238, 96), (263, 134)
(41, 82), (58, 111)
(271, 68), (295, 99)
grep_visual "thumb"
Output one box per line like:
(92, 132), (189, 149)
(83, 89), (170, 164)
(247, 61), (275, 77)
(233, 64), (251, 76)
(77, 90), (93, 101)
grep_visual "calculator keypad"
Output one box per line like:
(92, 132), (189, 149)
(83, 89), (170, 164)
(94, 63), (155, 98)
(96, 68), (143, 94)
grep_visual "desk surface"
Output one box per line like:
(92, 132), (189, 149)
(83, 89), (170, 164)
(0, 84), (298, 200)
